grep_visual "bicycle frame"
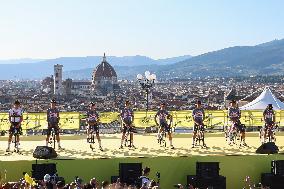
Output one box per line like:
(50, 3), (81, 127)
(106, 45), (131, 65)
(124, 124), (132, 147)
(12, 127), (20, 151)
(226, 123), (239, 145)
(158, 127), (167, 147)
(88, 130), (95, 144)
(260, 123), (278, 143)
(49, 128), (56, 149)
(194, 124), (205, 146)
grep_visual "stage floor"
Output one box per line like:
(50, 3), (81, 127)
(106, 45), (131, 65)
(0, 133), (284, 161)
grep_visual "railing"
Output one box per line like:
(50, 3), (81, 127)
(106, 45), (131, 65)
(0, 112), (80, 131)
(1, 110), (284, 131)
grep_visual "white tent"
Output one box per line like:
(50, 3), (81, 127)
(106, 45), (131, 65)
(240, 86), (284, 110)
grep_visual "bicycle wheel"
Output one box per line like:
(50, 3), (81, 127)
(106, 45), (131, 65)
(200, 131), (204, 142)
(164, 132), (167, 147)
(51, 130), (56, 149)
(124, 132), (129, 147)
(158, 135), (162, 145)
(259, 128), (263, 143)
(92, 133), (95, 144)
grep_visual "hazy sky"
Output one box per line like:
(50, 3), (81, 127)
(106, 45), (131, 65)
(0, 0), (284, 59)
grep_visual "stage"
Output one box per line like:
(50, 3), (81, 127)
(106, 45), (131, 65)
(1, 133), (284, 160)
(1, 133), (284, 188)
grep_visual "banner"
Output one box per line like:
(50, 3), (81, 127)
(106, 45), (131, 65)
(133, 111), (157, 127)
(1, 110), (284, 130)
(0, 112), (80, 131)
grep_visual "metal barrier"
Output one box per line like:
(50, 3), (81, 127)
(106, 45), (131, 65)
(1, 110), (284, 131)
(0, 112), (80, 131)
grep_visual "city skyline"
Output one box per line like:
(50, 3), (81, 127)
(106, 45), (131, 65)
(0, 0), (284, 60)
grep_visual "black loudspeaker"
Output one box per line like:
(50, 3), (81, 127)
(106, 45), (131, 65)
(196, 162), (220, 178)
(256, 142), (279, 154)
(32, 163), (57, 180)
(119, 163), (142, 186)
(187, 175), (226, 189)
(272, 160), (284, 176)
(261, 173), (284, 189)
(33, 146), (57, 159)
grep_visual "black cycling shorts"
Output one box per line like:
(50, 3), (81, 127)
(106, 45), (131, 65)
(122, 125), (134, 134)
(264, 122), (274, 132)
(235, 122), (245, 133)
(160, 122), (171, 132)
(47, 124), (60, 135)
(123, 119), (132, 126)
(193, 123), (205, 132)
(9, 123), (22, 135)
(88, 124), (99, 135)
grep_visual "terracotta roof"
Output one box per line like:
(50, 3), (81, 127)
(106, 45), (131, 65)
(93, 53), (117, 80)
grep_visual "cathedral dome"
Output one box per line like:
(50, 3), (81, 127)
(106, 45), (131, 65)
(93, 53), (117, 81)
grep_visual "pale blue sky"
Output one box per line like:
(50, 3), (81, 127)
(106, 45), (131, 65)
(0, 0), (283, 59)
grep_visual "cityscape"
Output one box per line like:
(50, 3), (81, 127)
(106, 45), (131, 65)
(1, 1), (284, 189)
(1, 54), (284, 113)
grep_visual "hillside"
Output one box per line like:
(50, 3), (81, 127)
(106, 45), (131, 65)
(159, 39), (284, 78)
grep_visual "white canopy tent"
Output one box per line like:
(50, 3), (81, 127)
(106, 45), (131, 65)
(240, 86), (284, 110)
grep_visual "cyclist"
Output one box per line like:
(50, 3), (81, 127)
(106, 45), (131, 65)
(228, 100), (247, 146)
(262, 104), (276, 143)
(192, 100), (206, 148)
(46, 99), (62, 149)
(6, 100), (23, 152)
(119, 100), (135, 149)
(154, 102), (174, 149)
(86, 102), (103, 151)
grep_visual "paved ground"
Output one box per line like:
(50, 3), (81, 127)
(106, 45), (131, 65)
(0, 133), (284, 161)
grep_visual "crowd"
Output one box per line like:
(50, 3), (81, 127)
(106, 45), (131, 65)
(0, 178), (159, 189)
(0, 171), (161, 189)
(0, 172), (272, 189)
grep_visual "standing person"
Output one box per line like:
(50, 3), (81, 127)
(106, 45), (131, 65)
(192, 100), (206, 148)
(119, 100), (135, 149)
(154, 102), (174, 149)
(6, 100), (23, 152)
(262, 104), (276, 143)
(86, 102), (103, 151)
(228, 100), (247, 146)
(46, 99), (62, 149)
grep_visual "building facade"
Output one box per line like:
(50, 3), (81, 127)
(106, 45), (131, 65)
(54, 64), (64, 95)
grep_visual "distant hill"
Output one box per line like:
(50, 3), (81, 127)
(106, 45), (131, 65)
(0, 55), (191, 79)
(65, 39), (284, 80)
(158, 39), (284, 78)
(64, 55), (192, 80)
(64, 65), (157, 80)
(156, 55), (192, 65)
(2, 38), (284, 80)
(0, 58), (45, 64)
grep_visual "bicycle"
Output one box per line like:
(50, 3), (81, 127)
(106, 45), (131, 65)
(121, 121), (136, 149)
(157, 121), (173, 148)
(225, 124), (239, 145)
(12, 127), (21, 153)
(6, 126), (22, 154)
(157, 127), (167, 147)
(260, 123), (278, 143)
(49, 128), (56, 149)
(226, 121), (245, 146)
(124, 124), (136, 148)
(87, 129), (96, 151)
(194, 124), (206, 147)
(124, 126), (130, 147)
